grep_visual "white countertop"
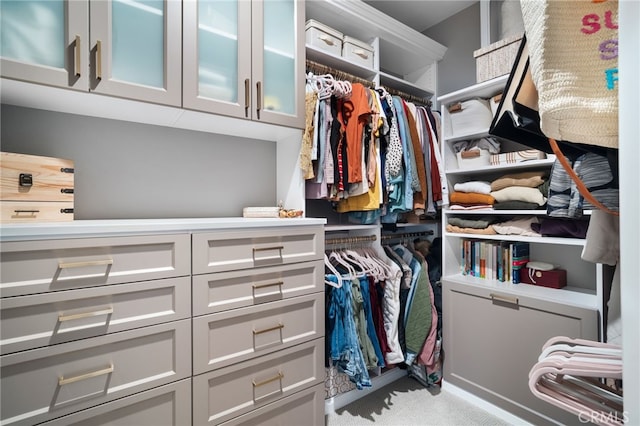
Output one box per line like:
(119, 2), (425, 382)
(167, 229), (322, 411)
(0, 217), (327, 241)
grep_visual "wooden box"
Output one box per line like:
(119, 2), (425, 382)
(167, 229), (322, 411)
(473, 34), (523, 83)
(1, 152), (74, 222)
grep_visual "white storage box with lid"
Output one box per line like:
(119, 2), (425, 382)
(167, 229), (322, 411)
(342, 36), (374, 69)
(305, 19), (343, 57)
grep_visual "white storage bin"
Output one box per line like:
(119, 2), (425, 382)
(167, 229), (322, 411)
(305, 19), (343, 57)
(342, 36), (374, 69)
(456, 149), (491, 169)
(448, 98), (493, 138)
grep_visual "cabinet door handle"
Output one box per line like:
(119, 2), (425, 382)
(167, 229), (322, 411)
(244, 78), (250, 117)
(252, 371), (283, 388)
(58, 307), (114, 322)
(96, 40), (103, 80)
(253, 323), (284, 335)
(59, 364), (114, 386)
(252, 281), (284, 290)
(58, 259), (113, 269)
(13, 209), (40, 214)
(74, 35), (81, 77)
(490, 293), (519, 306)
(256, 81), (262, 119)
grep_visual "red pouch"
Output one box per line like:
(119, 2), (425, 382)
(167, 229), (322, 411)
(521, 267), (567, 289)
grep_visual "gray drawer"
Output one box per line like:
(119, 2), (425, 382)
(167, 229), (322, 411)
(0, 319), (191, 426)
(39, 379), (191, 426)
(193, 293), (324, 373)
(193, 338), (324, 425)
(192, 260), (323, 315)
(219, 383), (325, 426)
(1, 277), (191, 355)
(0, 234), (191, 297)
(192, 226), (323, 274)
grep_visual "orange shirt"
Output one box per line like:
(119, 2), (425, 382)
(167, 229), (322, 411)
(342, 84), (373, 184)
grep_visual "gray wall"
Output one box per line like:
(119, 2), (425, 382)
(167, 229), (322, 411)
(1, 105), (276, 219)
(424, 2), (481, 98)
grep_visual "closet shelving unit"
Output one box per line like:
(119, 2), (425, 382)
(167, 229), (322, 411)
(304, 0), (447, 103)
(438, 75), (604, 314)
(305, 1), (448, 410)
(437, 75), (604, 424)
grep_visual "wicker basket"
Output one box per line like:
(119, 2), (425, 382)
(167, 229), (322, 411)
(473, 34), (523, 83)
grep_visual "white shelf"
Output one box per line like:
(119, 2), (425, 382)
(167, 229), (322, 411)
(444, 209), (548, 215)
(444, 130), (492, 143)
(437, 74), (508, 105)
(444, 232), (587, 246)
(305, 44), (376, 81)
(324, 224), (379, 232)
(445, 158), (556, 176)
(444, 273), (598, 310)
(378, 71), (433, 99)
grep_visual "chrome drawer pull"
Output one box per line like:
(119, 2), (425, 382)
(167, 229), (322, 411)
(253, 323), (284, 335)
(253, 246), (284, 253)
(58, 307), (114, 322)
(59, 364), (114, 386)
(252, 371), (283, 388)
(13, 209), (40, 214)
(252, 281), (284, 290)
(490, 293), (519, 306)
(59, 259), (113, 269)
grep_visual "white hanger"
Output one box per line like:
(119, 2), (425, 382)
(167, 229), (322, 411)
(329, 250), (358, 279)
(324, 253), (343, 288)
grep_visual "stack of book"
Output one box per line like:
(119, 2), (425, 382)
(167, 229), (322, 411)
(461, 239), (530, 284)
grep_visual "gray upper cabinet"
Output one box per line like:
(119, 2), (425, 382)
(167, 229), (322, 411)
(88, 0), (182, 106)
(0, 1), (89, 91)
(0, 0), (182, 107)
(183, 0), (305, 128)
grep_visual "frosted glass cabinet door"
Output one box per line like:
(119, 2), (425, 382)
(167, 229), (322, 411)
(182, 0), (252, 118)
(183, 0), (304, 127)
(0, 0), (89, 90)
(89, 0), (181, 106)
(251, 0), (305, 128)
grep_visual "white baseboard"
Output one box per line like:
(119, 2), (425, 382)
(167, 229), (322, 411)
(441, 379), (533, 426)
(325, 368), (407, 415)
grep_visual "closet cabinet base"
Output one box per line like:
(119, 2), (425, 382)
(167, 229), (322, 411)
(442, 279), (598, 426)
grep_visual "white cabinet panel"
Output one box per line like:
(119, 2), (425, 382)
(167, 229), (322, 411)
(1, 276), (191, 355)
(443, 279), (598, 425)
(193, 293), (324, 373)
(192, 226), (323, 274)
(39, 379), (192, 426)
(192, 339), (324, 425)
(192, 260), (323, 315)
(0, 233), (191, 297)
(0, 319), (191, 426)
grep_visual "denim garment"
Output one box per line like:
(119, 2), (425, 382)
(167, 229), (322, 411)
(351, 278), (378, 370)
(326, 274), (371, 389)
(359, 276), (385, 367)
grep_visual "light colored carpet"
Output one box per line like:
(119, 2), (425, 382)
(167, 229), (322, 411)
(325, 376), (514, 426)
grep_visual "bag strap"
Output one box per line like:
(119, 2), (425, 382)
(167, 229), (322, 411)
(548, 138), (619, 216)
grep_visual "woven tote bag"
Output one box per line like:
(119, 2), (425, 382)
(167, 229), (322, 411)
(520, 0), (619, 149)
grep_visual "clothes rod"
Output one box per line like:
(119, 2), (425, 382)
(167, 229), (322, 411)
(381, 85), (432, 108)
(381, 230), (434, 241)
(325, 235), (377, 246)
(305, 59), (375, 88)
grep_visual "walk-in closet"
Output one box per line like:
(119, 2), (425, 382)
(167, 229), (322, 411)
(0, 1), (637, 425)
